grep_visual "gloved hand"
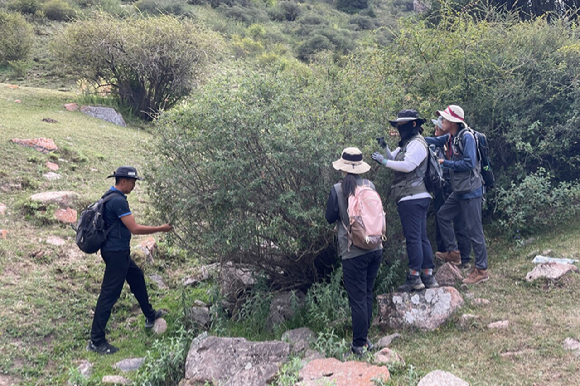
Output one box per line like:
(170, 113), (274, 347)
(372, 152), (388, 166)
(376, 136), (387, 149)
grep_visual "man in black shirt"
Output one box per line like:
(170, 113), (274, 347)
(87, 166), (173, 355)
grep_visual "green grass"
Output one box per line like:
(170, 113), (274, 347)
(0, 83), (195, 384)
(1, 83), (580, 385)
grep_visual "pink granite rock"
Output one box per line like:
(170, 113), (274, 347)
(299, 358), (390, 386)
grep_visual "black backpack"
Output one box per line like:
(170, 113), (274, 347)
(73, 192), (121, 254)
(458, 128), (496, 189)
(417, 137), (445, 193)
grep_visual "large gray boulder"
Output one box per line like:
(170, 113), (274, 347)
(219, 263), (257, 302)
(80, 106), (126, 127)
(30, 191), (79, 208)
(525, 262), (579, 281)
(375, 287), (464, 331)
(281, 327), (314, 354)
(182, 335), (290, 386)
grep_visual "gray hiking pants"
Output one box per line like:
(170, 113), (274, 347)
(437, 193), (488, 270)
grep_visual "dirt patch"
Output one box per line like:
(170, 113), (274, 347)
(0, 374), (18, 386)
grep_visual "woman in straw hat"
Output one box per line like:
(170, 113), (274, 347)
(371, 109), (438, 292)
(325, 147), (383, 357)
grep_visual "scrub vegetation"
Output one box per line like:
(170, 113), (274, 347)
(2, 0), (580, 385)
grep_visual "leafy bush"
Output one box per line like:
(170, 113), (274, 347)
(148, 58), (405, 288)
(7, 0), (42, 14)
(41, 0), (77, 20)
(299, 15), (328, 25)
(349, 15), (375, 30)
(296, 34), (334, 61)
(0, 11), (33, 65)
(336, 0), (369, 13)
(53, 14), (223, 120)
(134, 0), (189, 15)
(496, 168), (580, 234)
(269, 0), (301, 21)
(134, 327), (193, 385)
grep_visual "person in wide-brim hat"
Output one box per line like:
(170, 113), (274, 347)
(106, 166), (143, 180)
(436, 105), (466, 125)
(332, 147), (371, 175)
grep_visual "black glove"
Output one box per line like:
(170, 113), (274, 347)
(376, 136), (387, 149)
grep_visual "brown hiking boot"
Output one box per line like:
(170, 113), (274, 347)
(435, 250), (461, 265)
(462, 268), (489, 285)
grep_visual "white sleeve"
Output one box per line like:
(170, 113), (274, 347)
(385, 140), (427, 173)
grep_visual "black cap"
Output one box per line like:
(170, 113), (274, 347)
(388, 109), (426, 127)
(106, 166), (142, 180)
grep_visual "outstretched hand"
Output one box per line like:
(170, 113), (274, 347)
(371, 152), (387, 165)
(376, 136), (387, 149)
(159, 224), (174, 232)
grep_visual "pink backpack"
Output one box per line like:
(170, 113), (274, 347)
(343, 181), (386, 251)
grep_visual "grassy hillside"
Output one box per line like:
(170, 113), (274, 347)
(1, 87), (580, 385)
(0, 84), (207, 384)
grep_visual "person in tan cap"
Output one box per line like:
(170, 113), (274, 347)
(325, 148), (383, 357)
(425, 105), (489, 285)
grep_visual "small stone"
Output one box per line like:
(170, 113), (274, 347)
(91, 168), (98, 172)
(500, 349), (536, 357)
(54, 208), (77, 224)
(281, 327), (315, 354)
(526, 262), (579, 281)
(64, 103), (79, 111)
(135, 236), (156, 264)
(148, 273), (168, 289)
(302, 349), (325, 364)
(376, 333), (402, 349)
(7, 84), (19, 89)
(46, 236), (66, 246)
(114, 357), (145, 372)
(458, 314), (479, 328)
(0, 203), (6, 216)
(77, 360), (93, 377)
(434, 263), (464, 286)
(189, 307), (210, 327)
(417, 370), (468, 386)
(46, 161), (59, 171)
(102, 375), (131, 384)
(472, 298), (490, 306)
(0, 230), (7, 239)
(80, 106), (126, 127)
(542, 249), (553, 256)
(14, 100), (21, 103)
(43, 172), (62, 181)
(374, 347), (405, 366)
(12, 138), (58, 153)
(42, 118), (58, 123)
(521, 238), (536, 246)
(488, 320), (509, 329)
(152, 318), (167, 334)
(526, 249), (540, 258)
(563, 337), (580, 356)
(193, 300), (207, 307)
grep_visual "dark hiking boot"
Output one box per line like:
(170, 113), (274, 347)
(145, 309), (166, 329)
(350, 343), (365, 357)
(365, 338), (375, 352)
(435, 250), (461, 265)
(463, 268), (489, 285)
(397, 274), (425, 292)
(86, 340), (118, 355)
(420, 274), (439, 289)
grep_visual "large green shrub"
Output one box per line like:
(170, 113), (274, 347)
(0, 11), (33, 65)
(41, 0), (77, 20)
(53, 14), (223, 120)
(134, 0), (189, 15)
(148, 58), (406, 288)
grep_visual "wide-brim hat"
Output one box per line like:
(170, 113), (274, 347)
(437, 105), (465, 124)
(332, 147), (371, 175)
(389, 109), (426, 127)
(107, 166), (142, 180)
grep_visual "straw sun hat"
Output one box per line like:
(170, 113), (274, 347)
(436, 105), (465, 124)
(332, 147), (371, 175)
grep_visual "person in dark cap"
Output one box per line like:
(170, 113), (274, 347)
(87, 166), (173, 355)
(372, 110), (438, 292)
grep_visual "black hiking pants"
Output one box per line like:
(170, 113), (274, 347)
(90, 250), (154, 345)
(342, 249), (382, 348)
